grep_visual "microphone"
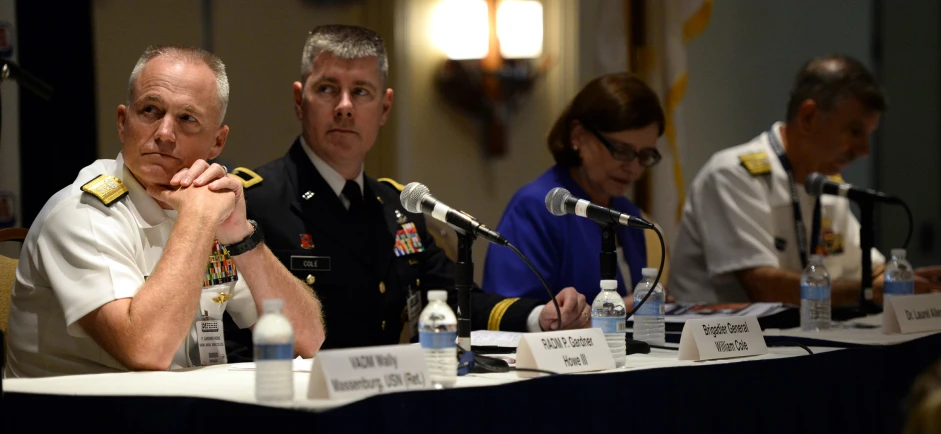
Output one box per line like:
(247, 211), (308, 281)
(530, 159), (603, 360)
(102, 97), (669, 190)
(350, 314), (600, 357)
(545, 187), (654, 229)
(804, 173), (899, 204)
(400, 182), (509, 246)
(1, 60), (53, 101)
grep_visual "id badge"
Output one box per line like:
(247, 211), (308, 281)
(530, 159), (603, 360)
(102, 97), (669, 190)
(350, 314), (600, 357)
(406, 287), (422, 340)
(196, 316), (227, 366)
(196, 283), (232, 366)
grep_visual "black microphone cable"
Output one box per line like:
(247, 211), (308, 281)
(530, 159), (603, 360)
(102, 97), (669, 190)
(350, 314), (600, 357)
(461, 242), (563, 377)
(871, 198), (913, 280)
(626, 224), (666, 319)
(506, 242), (562, 332)
(767, 341), (814, 355)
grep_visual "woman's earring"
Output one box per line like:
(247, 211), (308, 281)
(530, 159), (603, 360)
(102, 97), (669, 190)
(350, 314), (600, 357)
(572, 145), (579, 152)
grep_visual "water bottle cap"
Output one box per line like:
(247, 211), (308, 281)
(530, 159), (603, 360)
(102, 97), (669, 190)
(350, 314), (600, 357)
(600, 279), (618, 290)
(427, 290), (448, 302)
(642, 268), (658, 277)
(263, 299), (283, 313)
(891, 248), (906, 259)
(809, 254), (824, 264)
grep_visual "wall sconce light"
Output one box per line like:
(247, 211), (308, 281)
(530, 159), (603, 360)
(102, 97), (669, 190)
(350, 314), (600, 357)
(433, 0), (550, 157)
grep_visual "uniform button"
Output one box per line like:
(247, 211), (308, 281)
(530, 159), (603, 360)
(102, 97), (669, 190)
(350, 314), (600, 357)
(379, 281), (386, 294)
(306, 274), (316, 285)
(416, 279), (420, 288)
(382, 320), (387, 330)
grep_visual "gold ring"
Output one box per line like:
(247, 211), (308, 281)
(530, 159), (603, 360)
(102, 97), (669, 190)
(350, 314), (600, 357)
(581, 310), (590, 318)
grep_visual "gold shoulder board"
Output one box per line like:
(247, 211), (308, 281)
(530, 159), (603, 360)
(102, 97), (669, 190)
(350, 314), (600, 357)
(738, 152), (772, 176)
(81, 174), (128, 206)
(232, 167), (263, 189)
(377, 177), (405, 192)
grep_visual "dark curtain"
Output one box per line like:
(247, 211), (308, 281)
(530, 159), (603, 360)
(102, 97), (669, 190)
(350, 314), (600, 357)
(17, 0), (97, 226)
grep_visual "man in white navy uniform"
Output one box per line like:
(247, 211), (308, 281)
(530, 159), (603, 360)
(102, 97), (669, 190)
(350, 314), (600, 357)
(671, 54), (941, 304)
(4, 45), (326, 378)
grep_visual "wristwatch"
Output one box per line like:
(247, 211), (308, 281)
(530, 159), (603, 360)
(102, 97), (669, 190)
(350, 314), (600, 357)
(224, 219), (264, 256)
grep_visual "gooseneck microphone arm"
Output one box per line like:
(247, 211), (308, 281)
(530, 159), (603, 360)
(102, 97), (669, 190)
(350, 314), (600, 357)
(1, 60), (53, 101)
(805, 173), (909, 313)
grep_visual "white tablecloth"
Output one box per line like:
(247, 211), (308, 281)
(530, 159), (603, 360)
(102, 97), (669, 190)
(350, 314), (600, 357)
(764, 313), (939, 345)
(3, 346), (830, 411)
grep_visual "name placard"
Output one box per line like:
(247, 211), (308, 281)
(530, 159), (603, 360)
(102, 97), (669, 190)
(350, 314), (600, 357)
(678, 316), (767, 361)
(515, 328), (615, 378)
(883, 293), (941, 334)
(308, 345), (430, 400)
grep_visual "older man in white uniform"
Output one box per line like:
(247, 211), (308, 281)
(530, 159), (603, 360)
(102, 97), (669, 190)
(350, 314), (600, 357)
(5, 45), (326, 378)
(671, 54), (941, 305)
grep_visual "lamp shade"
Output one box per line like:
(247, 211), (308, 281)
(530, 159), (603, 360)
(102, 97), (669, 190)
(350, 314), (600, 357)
(433, 0), (490, 60)
(497, 0), (543, 59)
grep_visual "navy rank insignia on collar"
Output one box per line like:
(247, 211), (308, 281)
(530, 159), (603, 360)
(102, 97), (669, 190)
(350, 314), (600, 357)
(394, 222), (425, 256)
(81, 174), (128, 206)
(739, 152), (772, 176)
(395, 209), (407, 224)
(302, 191), (314, 200)
(299, 233), (315, 249)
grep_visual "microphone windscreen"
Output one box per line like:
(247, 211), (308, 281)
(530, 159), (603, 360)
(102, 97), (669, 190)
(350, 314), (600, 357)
(805, 172), (828, 196)
(400, 182), (429, 213)
(545, 187), (571, 216)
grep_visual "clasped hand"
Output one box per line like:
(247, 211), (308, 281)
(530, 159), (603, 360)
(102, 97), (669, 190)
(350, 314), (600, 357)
(145, 160), (253, 245)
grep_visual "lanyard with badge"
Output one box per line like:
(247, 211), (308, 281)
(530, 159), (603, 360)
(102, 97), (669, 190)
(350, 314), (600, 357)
(767, 127), (821, 269)
(194, 239), (237, 366)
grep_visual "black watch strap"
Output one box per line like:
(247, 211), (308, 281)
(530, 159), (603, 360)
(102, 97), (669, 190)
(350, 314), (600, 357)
(225, 219), (264, 256)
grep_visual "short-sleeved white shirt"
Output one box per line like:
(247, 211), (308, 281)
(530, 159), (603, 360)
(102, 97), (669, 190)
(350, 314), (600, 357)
(4, 154), (258, 378)
(670, 122), (885, 303)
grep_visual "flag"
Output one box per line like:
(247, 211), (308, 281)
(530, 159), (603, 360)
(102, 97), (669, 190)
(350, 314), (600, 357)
(635, 0), (712, 244)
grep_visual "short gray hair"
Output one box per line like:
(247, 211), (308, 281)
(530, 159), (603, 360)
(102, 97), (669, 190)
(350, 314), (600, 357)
(786, 53), (886, 121)
(300, 25), (388, 86)
(127, 45), (230, 124)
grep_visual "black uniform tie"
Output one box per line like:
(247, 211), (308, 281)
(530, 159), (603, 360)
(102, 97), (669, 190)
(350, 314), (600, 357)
(342, 180), (365, 218)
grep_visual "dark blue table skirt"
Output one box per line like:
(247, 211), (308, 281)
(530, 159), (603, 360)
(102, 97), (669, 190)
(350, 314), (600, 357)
(3, 333), (940, 434)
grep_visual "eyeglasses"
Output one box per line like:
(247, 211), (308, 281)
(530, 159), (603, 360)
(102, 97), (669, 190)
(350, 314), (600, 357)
(589, 129), (662, 167)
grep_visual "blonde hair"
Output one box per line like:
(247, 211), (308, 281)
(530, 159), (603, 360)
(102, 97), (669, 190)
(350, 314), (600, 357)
(905, 360), (941, 434)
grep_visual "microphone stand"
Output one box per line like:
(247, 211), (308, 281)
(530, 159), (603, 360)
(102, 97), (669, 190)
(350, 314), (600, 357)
(600, 224), (617, 280)
(858, 201), (882, 314)
(600, 223), (652, 355)
(455, 231), (476, 352)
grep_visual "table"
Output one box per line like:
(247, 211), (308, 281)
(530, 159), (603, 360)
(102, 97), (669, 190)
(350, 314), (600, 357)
(3, 320), (939, 434)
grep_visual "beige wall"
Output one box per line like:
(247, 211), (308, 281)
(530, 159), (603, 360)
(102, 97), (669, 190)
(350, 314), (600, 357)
(395, 0), (579, 282)
(93, 0), (202, 159)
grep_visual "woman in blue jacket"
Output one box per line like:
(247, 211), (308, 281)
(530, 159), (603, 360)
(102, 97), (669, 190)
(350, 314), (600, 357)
(483, 72), (669, 323)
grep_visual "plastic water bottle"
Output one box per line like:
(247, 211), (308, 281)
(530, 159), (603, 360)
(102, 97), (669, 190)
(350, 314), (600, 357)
(254, 299), (295, 402)
(632, 268), (665, 346)
(591, 279), (627, 368)
(800, 255), (831, 331)
(419, 290), (458, 389)
(884, 248), (915, 296)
